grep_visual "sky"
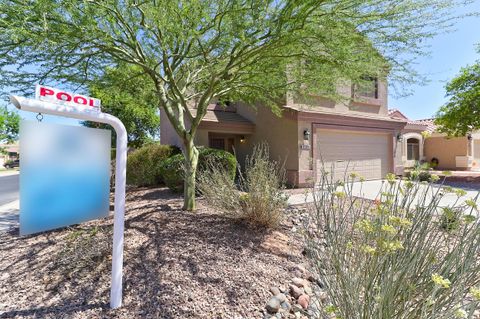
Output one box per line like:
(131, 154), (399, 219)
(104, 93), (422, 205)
(3, 2), (480, 125)
(389, 1), (480, 120)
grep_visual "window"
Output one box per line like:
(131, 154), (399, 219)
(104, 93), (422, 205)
(354, 76), (378, 99)
(209, 138), (225, 150)
(407, 138), (420, 160)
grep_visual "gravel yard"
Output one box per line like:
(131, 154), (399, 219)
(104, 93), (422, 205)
(0, 187), (306, 319)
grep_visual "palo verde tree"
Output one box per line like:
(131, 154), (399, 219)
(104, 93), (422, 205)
(0, 0), (469, 210)
(436, 46), (480, 136)
(83, 63), (160, 148)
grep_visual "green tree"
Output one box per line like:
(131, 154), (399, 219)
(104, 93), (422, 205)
(436, 48), (480, 136)
(0, 106), (20, 144)
(0, 0), (468, 210)
(83, 64), (160, 148)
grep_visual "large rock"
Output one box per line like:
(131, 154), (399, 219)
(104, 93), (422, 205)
(292, 277), (309, 288)
(297, 294), (310, 309)
(270, 286), (281, 296)
(275, 293), (286, 303)
(289, 284), (304, 299)
(266, 297), (281, 314)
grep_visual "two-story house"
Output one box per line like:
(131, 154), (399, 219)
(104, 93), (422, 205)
(160, 78), (410, 187)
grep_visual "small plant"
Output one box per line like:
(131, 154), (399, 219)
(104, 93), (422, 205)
(304, 170), (480, 319)
(55, 226), (112, 276)
(406, 161), (434, 182)
(198, 143), (287, 228)
(439, 207), (462, 232)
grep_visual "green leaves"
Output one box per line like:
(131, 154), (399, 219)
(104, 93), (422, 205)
(82, 63), (159, 148)
(0, 106), (20, 144)
(436, 57), (480, 136)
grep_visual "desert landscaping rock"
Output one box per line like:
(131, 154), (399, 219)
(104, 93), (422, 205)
(275, 293), (286, 303)
(318, 290), (328, 301)
(270, 286), (281, 296)
(293, 264), (306, 276)
(281, 300), (291, 311)
(297, 294), (310, 309)
(0, 187), (305, 318)
(292, 277), (308, 288)
(266, 296), (281, 313)
(304, 285), (313, 295)
(289, 284), (304, 299)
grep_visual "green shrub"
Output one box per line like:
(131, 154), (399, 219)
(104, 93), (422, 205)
(126, 144), (180, 186)
(158, 155), (185, 192)
(406, 162), (435, 182)
(439, 207), (462, 232)
(159, 147), (237, 193)
(198, 143), (287, 228)
(304, 170), (480, 319)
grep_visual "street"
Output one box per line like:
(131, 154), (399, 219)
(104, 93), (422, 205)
(0, 173), (19, 206)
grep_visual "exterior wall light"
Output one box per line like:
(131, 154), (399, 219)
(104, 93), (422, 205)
(303, 129), (310, 141)
(240, 136), (246, 143)
(397, 133), (403, 142)
(467, 133), (473, 141)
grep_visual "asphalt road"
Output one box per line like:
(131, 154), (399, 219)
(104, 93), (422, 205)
(0, 174), (19, 206)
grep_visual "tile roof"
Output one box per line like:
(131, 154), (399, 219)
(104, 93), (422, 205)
(411, 118), (437, 133)
(388, 108), (434, 131)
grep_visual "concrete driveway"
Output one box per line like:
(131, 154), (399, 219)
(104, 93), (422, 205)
(288, 179), (480, 208)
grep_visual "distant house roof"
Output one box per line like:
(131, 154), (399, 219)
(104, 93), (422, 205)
(388, 108), (433, 131)
(388, 108), (409, 120)
(411, 118), (437, 133)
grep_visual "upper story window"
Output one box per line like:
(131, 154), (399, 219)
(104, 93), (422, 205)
(354, 76), (379, 99)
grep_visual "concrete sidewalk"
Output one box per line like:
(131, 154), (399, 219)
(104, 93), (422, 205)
(0, 199), (19, 233)
(287, 180), (480, 207)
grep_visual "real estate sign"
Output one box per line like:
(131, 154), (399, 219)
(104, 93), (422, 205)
(11, 87), (127, 309)
(19, 121), (111, 235)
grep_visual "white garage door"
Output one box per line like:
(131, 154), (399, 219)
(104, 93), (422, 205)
(316, 129), (391, 182)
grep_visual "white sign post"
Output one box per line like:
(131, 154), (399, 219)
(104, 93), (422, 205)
(10, 85), (127, 309)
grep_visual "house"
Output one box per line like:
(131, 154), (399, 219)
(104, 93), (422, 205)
(418, 120), (480, 171)
(388, 110), (480, 171)
(388, 109), (429, 171)
(0, 142), (19, 167)
(161, 78), (416, 187)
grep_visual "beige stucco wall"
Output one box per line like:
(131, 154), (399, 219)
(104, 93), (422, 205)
(424, 136), (469, 170)
(289, 79), (388, 118)
(236, 104), (299, 173)
(160, 109), (184, 148)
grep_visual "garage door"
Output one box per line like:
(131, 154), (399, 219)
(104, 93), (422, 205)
(315, 129), (391, 182)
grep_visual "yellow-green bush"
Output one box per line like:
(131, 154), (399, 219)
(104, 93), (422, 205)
(305, 172), (480, 319)
(126, 144), (180, 186)
(198, 143), (287, 228)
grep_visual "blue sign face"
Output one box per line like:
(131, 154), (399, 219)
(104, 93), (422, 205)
(20, 121), (111, 236)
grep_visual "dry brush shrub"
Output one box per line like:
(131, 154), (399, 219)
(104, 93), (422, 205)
(54, 226), (112, 277)
(198, 143), (288, 228)
(304, 172), (480, 319)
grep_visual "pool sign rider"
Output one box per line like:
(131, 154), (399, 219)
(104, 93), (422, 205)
(10, 84), (127, 309)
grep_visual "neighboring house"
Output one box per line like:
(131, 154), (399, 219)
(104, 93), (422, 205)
(388, 110), (480, 171)
(418, 120), (480, 171)
(161, 78), (411, 187)
(388, 109), (429, 172)
(0, 142), (19, 167)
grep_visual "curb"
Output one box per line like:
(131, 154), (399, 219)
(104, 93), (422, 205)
(0, 171), (20, 177)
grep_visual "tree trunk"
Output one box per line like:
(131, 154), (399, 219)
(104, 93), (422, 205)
(183, 138), (199, 211)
